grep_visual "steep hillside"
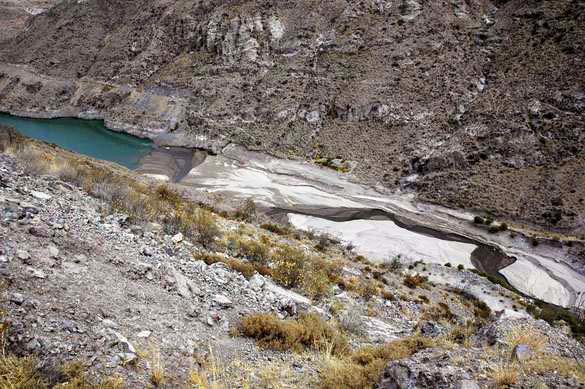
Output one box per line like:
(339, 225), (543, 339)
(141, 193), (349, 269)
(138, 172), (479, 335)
(0, 0), (583, 232)
(1, 127), (584, 388)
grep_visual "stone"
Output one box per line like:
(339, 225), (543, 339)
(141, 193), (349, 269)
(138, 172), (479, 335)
(27, 267), (46, 279)
(16, 250), (30, 261)
(249, 274), (266, 290)
(206, 311), (220, 326)
(73, 254), (86, 263)
(213, 294), (232, 307)
(417, 320), (440, 337)
(47, 245), (59, 258)
(264, 281), (311, 306)
(110, 330), (137, 354)
(171, 232), (184, 243)
(29, 225), (52, 238)
(136, 330), (152, 338)
(511, 344), (532, 362)
(192, 260), (208, 272)
(31, 191), (52, 200)
(102, 319), (119, 329)
(363, 317), (402, 343)
(144, 222), (163, 234)
(10, 293), (25, 305)
(142, 246), (154, 256)
(455, 380), (480, 389)
(163, 265), (198, 299)
(379, 363), (414, 389)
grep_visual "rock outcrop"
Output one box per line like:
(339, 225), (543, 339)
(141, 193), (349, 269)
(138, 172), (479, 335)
(1, 0), (583, 230)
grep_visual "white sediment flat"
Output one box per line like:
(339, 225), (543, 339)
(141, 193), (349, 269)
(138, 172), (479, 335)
(288, 214), (477, 266)
(179, 145), (585, 308)
(500, 259), (571, 307)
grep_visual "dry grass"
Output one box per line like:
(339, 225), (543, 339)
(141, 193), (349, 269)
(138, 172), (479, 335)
(490, 364), (518, 387)
(0, 355), (49, 388)
(504, 325), (548, 353)
(524, 355), (585, 384)
(11, 146), (223, 248)
(237, 313), (349, 356)
(319, 336), (436, 389)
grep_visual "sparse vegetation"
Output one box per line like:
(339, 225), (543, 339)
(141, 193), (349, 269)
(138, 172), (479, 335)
(260, 223), (290, 236)
(319, 336), (435, 389)
(237, 313), (349, 355)
(403, 274), (428, 289)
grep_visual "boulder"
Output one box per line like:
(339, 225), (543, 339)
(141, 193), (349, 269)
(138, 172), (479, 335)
(511, 344), (532, 362)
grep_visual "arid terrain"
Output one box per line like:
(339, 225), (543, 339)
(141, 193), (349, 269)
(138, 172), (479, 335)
(1, 0), (585, 388)
(0, 0), (583, 232)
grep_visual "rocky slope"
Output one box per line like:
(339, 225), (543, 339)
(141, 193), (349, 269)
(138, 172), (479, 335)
(0, 0), (583, 232)
(1, 128), (585, 388)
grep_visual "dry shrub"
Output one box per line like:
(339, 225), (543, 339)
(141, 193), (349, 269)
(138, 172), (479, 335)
(357, 279), (379, 301)
(319, 336), (435, 389)
(403, 274), (428, 289)
(56, 161), (86, 186)
(271, 245), (307, 288)
(315, 233), (333, 252)
(233, 198), (256, 222)
(194, 252), (226, 265)
(490, 364), (518, 387)
(19, 147), (50, 176)
(0, 356), (48, 388)
(504, 325), (548, 353)
(57, 362), (125, 388)
(421, 303), (456, 322)
(339, 309), (363, 336)
(238, 313), (348, 355)
(260, 223), (290, 236)
(192, 209), (220, 247)
(524, 355), (585, 384)
(237, 239), (270, 265)
(0, 125), (25, 153)
(225, 259), (256, 279)
(193, 252), (257, 279)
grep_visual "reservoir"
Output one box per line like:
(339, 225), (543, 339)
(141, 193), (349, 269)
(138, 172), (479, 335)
(0, 113), (152, 169)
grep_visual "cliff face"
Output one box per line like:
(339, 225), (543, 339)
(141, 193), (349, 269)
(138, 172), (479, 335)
(0, 0), (584, 231)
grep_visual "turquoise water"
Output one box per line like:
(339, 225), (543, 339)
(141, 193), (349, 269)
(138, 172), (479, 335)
(0, 113), (152, 169)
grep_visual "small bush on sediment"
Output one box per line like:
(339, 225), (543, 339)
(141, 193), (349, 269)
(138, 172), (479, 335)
(315, 233), (333, 252)
(403, 274), (428, 289)
(319, 336), (435, 389)
(260, 223), (290, 236)
(237, 313), (349, 355)
(233, 198), (256, 222)
(381, 255), (403, 272)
